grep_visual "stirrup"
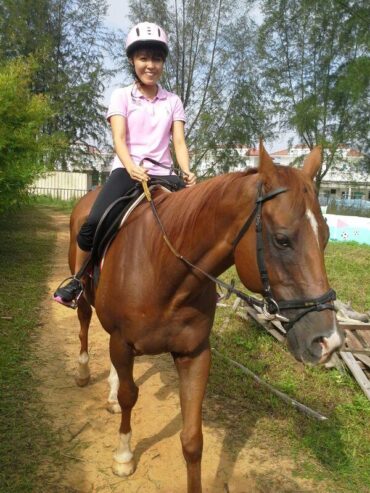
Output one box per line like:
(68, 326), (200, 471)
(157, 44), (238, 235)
(53, 276), (83, 310)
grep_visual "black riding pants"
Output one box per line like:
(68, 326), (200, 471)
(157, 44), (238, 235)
(77, 167), (184, 252)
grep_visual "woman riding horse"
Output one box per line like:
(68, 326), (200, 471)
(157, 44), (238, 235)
(54, 22), (196, 307)
(54, 21), (344, 493)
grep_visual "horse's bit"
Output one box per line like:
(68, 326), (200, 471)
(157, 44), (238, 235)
(143, 180), (336, 332)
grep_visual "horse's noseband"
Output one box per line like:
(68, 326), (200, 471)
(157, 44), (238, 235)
(232, 183), (336, 331)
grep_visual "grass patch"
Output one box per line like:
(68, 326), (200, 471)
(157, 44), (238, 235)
(206, 243), (370, 492)
(0, 206), (67, 492)
(29, 194), (77, 213)
(325, 241), (370, 310)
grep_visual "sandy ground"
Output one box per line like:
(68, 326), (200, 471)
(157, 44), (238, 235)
(34, 211), (320, 493)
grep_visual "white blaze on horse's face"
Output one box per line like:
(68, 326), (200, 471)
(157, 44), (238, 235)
(306, 209), (319, 247)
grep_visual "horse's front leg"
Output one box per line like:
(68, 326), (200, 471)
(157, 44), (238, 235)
(110, 330), (138, 477)
(75, 296), (92, 386)
(173, 342), (211, 493)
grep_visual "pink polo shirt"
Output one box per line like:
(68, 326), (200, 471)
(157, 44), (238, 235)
(106, 83), (186, 175)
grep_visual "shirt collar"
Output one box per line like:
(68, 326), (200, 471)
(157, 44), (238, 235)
(132, 83), (167, 101)
(156, 85), (167, 100)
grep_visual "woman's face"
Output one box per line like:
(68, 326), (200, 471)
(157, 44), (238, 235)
(132, 49), (164, 86)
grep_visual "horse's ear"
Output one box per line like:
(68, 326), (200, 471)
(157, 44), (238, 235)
(258, 138), (276, 177)
(302, 146), (322, 180)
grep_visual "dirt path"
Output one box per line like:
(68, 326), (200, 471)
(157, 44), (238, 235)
(35, 211), (320, 493)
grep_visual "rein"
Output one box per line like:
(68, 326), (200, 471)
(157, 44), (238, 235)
(142, 179), (336, 332)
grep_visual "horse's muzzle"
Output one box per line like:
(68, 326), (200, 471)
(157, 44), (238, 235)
(286, 312), (345, 365)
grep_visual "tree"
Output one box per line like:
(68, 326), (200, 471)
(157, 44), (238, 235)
(0, 0), (117, 169)
(0, 58), (64, 212)
(127, 0), (269, 174)
(258, 0), (370, 188)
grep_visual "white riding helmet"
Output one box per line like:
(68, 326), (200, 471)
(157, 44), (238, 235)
(126, 22), (169, 58)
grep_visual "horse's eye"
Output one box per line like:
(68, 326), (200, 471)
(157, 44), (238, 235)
(274, 234), (290, 248)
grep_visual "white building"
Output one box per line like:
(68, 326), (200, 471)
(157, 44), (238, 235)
(195, 143), (369, 201)
(270, 145), (369, 201)
(61, 141), (112, 176)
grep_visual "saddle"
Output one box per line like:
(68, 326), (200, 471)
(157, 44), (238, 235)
(91, 177), (182, 265)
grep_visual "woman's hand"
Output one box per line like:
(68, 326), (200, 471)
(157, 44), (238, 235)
(183, 171), (197, 187)
(127, 164), (149, 182)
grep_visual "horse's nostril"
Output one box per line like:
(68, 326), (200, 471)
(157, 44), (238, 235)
(312, 336), (325, 346)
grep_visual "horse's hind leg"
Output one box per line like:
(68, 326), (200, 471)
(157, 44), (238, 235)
(173, 343), (211, 493)
(75, 296), (92, 387)
(110, 330), (138, 477)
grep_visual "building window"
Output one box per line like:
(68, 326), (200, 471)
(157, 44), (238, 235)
(330, 189), (336, 194)
(351, 190), (363, 199)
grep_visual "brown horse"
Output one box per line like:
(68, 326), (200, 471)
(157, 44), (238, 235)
(68, 143), (343, 493)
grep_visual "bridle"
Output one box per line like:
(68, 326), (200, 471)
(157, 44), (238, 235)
(231, 182), (336, 331)
(143, 179), (336, 332)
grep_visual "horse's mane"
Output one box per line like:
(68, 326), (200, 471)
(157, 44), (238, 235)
(152, 170), (256, 247)
(151, 166), (317, 247)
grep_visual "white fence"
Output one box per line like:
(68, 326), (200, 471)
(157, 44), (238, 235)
(31, 171), (92, 200)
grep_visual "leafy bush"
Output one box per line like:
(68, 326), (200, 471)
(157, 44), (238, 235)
(0, 57), (64, 212)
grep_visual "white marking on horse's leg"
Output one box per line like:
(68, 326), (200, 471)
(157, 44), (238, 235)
(75, 351), (90, 387)
(114, 432), (133, 463)
(107, 363), (121, 414)
(112, 432), (135, 477)
(306, 209), (319, 246)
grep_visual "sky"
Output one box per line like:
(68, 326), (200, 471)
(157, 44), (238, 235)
(106, 0), (130, 30)
(104, 1), (294, 152)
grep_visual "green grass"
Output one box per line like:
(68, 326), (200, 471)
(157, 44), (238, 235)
(207, 243), (370, 492)
(29, 194), (77, 213)
(326, 241), (370, 310)
(0, 206), (67, 492)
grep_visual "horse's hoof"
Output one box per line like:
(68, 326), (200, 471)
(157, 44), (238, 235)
(75, 375), (90, 387)
(112, 459), (135, 477)
(106, 401), (121, 414)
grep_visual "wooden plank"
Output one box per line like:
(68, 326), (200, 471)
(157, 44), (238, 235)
(353, 330), (369, 348)
(344, 330), (364, 351)
(358, 330), (370, 346)
(339, 322), (370, 331)
(353, 353), (370, 369)
(242, 307), (286, 343)
(339, 351), (370, 400)
(343, 348), (370, 355)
